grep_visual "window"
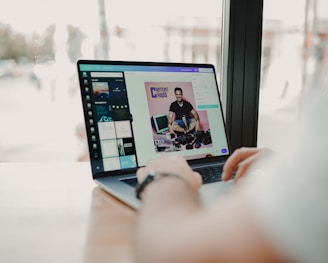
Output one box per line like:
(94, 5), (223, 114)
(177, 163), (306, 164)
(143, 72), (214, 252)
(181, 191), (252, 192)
(0, 0), (224, 162)
(258, 0), (328, 149)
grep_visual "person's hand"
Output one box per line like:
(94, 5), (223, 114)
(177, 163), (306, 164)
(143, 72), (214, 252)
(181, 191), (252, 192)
(137, 155), (202, 192)
(169, 131), (176, 137)
(222, 147), (271, 182)
(168, 127), (176, 137)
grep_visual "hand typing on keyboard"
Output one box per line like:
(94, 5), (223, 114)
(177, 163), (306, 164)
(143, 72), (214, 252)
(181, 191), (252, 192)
(194, 165), (223, 184)
(221, 147), (272, 182)
(137, 155), (202, 193)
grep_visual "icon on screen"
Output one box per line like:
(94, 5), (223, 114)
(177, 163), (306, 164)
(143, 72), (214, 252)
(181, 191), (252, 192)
(221, 148), (228, 154)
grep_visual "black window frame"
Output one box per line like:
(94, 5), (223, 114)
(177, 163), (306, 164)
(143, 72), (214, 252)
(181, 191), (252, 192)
(224, 0), (263, 152)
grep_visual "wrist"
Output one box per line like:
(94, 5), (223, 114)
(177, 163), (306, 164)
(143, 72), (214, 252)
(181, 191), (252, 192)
(136, 170), (187, 200)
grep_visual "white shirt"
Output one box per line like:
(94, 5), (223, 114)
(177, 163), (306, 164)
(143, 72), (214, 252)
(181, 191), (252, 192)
(245, 92), (328, 263)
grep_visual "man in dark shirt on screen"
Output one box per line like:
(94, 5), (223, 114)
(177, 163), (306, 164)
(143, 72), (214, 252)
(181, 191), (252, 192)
(168, 87), (200, 136)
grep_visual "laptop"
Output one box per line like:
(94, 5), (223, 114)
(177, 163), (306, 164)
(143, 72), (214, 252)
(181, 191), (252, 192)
(77, 60), (233, 209)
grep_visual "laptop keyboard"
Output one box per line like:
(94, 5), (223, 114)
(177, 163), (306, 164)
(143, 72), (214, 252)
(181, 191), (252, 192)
(194, 164), (223, 184)
(121, 164), (223, 187)
(121, 177), (138, 187)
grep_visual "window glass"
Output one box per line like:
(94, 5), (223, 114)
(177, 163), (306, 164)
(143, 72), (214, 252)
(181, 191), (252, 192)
(258, 0), (328, 149)
(0, 0), (223, 162)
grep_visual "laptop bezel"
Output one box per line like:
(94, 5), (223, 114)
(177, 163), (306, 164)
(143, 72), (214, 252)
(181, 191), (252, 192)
(77, 59), (231, 180)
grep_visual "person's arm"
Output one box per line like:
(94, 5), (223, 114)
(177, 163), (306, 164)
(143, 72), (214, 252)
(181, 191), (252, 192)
(190, 109), (201, 131)
(135, 155), (286, 263)
(191, 109), (199, 121)
(167, 111), (175, 134)
(222, 147), (272, 182)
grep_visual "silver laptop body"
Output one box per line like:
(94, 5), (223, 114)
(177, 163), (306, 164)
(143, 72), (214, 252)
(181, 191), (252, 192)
(77, 60), (232, 209)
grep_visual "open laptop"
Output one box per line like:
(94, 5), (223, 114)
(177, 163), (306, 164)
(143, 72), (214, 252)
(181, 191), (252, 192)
(77, 60), (233, 209)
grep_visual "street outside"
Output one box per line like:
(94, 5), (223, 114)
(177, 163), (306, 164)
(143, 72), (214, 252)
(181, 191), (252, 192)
(0, 69), (302, 163)
(0, 0), (322, 163)
(0, 73), (86, 162)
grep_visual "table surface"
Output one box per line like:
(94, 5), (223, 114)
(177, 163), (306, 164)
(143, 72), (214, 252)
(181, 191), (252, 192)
(0, 162), (137, 263)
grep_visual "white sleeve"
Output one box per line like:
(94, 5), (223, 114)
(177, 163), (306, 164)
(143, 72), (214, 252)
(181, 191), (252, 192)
(244, 93), (328, 263)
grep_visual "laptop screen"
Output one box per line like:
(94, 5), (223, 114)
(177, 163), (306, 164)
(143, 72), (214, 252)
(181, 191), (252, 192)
(77, 60), (230, 176)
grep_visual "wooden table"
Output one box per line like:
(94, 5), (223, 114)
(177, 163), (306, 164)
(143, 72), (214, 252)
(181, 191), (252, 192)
(0, 162), (137, 263)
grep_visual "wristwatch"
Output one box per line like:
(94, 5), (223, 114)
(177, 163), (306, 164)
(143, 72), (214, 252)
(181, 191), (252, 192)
(135, 170), (182, 199)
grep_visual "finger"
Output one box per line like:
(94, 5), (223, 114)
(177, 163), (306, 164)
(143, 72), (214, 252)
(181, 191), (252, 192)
(233, 159), (253, 182)
(222, 148), (258, 181)
(233, 154), (259, 182)
(222, 149), (245, 180)
(191, 171), (203, 191)
(136, 167), (148, 182)
(222, 155), (239, 181)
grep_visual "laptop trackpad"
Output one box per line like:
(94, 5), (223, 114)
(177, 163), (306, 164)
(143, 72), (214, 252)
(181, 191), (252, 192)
(199, 180), (233, 205)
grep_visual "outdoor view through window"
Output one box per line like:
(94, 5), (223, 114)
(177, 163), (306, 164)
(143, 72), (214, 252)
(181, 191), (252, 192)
(0, 0), (224, 162)
(2, 0), (327, 162)
(258, 0), (328, 149)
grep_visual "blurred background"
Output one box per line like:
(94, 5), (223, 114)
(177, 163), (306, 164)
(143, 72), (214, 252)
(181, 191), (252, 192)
(0, 0), (327, 162)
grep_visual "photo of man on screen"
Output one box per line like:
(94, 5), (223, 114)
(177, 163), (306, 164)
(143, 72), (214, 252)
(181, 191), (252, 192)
(168, 87), (201, 137)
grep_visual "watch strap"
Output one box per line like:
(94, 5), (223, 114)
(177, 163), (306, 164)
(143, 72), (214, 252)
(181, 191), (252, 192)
(135, 170), (183, 200)
(135, 171), (156, 199)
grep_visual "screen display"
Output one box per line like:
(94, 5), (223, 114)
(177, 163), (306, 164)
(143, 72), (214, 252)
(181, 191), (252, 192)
(78, 61), (229, 175)
(152, 114), (169, 134)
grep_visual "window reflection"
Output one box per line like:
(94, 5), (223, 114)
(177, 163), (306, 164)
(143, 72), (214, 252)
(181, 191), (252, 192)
(0, 0), (223, 162)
